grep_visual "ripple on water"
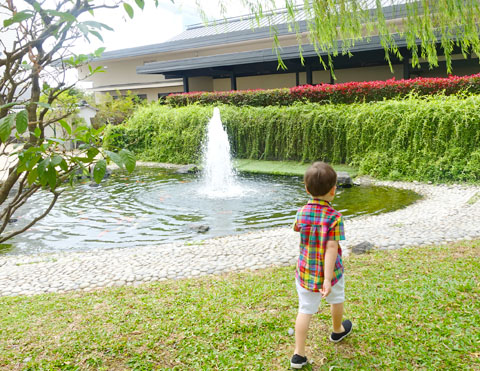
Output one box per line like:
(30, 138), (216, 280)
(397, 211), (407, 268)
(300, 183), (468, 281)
(4, 168), (421, 255)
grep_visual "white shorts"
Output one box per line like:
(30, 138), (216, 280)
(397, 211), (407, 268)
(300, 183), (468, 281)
(296, 275), (345, 314)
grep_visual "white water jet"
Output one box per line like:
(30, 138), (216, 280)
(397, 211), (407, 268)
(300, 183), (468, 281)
(199, 107), (244, 198)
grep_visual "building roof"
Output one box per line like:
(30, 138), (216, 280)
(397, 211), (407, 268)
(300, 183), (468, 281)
(96, 2), (406, 62)
(138, 35), (402, 75)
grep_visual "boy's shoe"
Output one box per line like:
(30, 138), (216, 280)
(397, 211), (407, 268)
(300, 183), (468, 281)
(330, 319), (353, 343)
(290, 354), (308, 369)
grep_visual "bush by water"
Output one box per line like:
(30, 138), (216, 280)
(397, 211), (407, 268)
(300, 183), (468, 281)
(104, 94), (480, 182)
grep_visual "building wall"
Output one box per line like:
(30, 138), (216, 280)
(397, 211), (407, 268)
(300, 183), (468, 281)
(189, 77), (214, 92)
(236, 73), (297, 90)
(94, 86), (183, 102)
(78, 59), (168, 87)
(213, 78), (231, 92)
(410, 61), (480, 78)
(334, 64), (403, 83)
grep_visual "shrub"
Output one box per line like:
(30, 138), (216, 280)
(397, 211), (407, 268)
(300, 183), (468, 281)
(104, 95), (480, 182)
(165, 73), (480, 107)
(92, 91), (145, 129)
(104, 105), (212, 164)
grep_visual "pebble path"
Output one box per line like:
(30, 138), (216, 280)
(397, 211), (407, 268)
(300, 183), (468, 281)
(0, 178), (479, 297)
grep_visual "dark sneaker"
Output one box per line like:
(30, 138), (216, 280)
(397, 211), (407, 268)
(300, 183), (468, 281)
(330, 319), (353, 343)
(290, 354), (308, 369)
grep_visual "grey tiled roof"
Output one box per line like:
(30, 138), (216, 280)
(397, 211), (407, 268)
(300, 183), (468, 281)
(168, 8), (307, 42)
(96, 2), (406, 62)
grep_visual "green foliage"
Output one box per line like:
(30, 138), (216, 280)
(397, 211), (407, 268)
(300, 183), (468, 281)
(92, 91), (144, 128)
(104, 104), (212, 164)
(107, 95), (480, 182)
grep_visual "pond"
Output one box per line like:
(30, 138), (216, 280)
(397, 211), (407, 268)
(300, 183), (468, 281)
(2, 167), (421, 255)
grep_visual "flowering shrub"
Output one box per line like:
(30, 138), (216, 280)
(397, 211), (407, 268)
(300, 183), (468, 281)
(166, 73), (480, 106)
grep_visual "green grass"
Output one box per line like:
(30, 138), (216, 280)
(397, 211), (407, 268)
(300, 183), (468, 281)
(0, 241), (479, 370)
(234, 159), (358, 177)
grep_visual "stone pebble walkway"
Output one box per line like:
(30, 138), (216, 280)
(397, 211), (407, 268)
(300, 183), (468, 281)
(0, 178), (479, 297)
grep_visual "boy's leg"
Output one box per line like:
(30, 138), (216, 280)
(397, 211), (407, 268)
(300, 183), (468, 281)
(330, 302), (345, 333)
(294, 312), (313, 357)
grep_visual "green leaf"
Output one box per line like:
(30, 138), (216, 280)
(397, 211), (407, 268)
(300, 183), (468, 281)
(77, 23), (89, 36)
(3, 11), (34, 27)
(87, 147), (100, 160)
(37, 158), (50, 177)
(26, 155), (41, 171)
(59, 119), (72, 135)
(45, 10), (76, 23)
(105, 150), (124, 169)
(37, 102), (51, 109)
(50, 155), (63, 166)
(119, 149), (136, 173)
(90, 30), (103, 42)
(93, 160), (106, 184)
(33, 127), (41, 138)
(135, 0), (145, 10)
(0, 102), (18, 110)
(47, 165), (57, 190)
(59, 159), (69, 172)
(27, 168), (38, 185)
(0, 114), (14, 143)
(82, 20), (113, 31)
(123, 3), (134, 18)
(15, 110), (28, 134)
(94, 47), (106, 57)
(47, 138), (66, 144)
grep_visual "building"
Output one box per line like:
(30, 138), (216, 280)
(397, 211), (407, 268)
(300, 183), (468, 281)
(78, 5), (480, 102)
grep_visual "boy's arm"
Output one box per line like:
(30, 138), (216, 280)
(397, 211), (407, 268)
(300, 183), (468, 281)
(321, 240), (339, 298)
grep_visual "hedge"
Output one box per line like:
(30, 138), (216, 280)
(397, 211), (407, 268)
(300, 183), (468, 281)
(165, 73), (480, 107)
(104, 94), (480, 182)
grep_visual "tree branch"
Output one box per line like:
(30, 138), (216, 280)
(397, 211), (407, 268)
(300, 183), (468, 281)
(0, 190), (62, 243)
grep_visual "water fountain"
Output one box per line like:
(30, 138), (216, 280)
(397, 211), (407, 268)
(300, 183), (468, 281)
(2, 108), (421, 255)
(198, 107), (245, 198)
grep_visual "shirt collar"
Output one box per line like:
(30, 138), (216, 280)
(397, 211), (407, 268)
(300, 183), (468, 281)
(308, 198), (331, 206)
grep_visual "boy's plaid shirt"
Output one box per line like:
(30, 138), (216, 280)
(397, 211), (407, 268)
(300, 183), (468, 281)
(294, 199), (345, 292)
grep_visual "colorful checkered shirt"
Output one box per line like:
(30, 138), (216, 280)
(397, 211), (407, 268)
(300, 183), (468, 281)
(294, 198), (345, 292)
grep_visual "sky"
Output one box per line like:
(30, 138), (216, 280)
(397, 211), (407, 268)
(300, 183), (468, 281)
(74, 0), (282, 55)
(72, 0), (296, 87)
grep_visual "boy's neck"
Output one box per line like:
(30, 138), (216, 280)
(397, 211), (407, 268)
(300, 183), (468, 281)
(312, 196), (333, 203)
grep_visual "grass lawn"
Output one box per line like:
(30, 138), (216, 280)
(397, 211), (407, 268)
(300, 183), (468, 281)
(0, 241), (479, 370)
(234, 159), (358, 178)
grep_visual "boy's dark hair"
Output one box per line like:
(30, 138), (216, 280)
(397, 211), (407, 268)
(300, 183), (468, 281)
(304, 162), (337, 197)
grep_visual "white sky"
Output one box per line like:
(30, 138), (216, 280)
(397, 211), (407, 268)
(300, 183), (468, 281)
(71, 0), (300, 88)
(74, 0), (287, 54)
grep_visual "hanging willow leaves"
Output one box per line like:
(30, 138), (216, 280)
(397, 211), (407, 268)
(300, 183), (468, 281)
(233, 0), (480, 73)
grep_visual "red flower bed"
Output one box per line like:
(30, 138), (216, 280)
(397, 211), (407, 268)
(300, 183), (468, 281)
(165, 73), (480, 106)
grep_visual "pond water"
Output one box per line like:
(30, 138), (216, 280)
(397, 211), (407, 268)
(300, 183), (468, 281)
(2, 167), (421, 255)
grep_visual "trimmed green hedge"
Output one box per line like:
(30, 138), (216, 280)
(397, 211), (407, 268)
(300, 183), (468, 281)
(165, 74), (480, 106)
(104, 95), (480, 182)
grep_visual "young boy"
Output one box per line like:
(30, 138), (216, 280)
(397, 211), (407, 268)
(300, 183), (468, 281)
(291, 162), (353, 369)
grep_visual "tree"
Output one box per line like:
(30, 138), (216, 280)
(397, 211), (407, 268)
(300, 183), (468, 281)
(199, 0), (480, 74)
(0, 0), (145, 243)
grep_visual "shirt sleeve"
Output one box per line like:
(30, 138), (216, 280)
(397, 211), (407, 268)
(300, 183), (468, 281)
(328, 216), (345, 241)
(293, 210), (301, 232)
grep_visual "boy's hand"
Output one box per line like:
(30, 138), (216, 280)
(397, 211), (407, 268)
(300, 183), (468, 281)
(321, 280), (332, 298)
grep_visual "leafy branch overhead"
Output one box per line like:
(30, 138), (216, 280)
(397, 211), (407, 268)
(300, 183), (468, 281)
(222, 0), (480, 73)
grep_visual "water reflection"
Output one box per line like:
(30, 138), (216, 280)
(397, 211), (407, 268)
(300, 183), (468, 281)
(5, 168), (421, 255)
